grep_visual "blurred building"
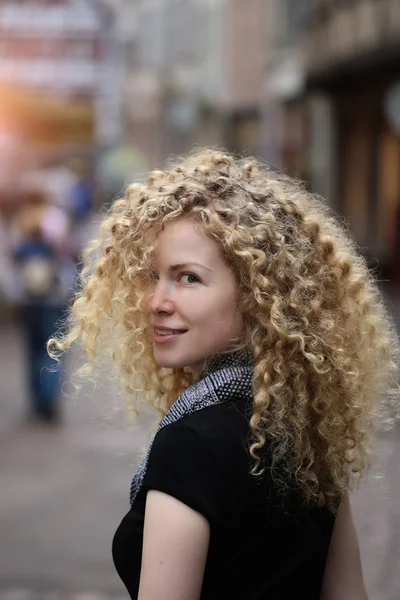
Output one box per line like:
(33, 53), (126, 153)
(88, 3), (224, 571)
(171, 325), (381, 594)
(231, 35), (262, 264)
(199, 0), (268, 157)
(262, 0), (335, 203)
(0, 0), (122, 187)
(117, 0), (268, 167)
(305, 0), (400, 267)
(264, 0), (400, 271)
(262, 1), (307, 174)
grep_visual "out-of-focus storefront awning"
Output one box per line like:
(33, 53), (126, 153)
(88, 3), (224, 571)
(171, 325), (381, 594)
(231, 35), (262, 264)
(0, 84), (95, 148)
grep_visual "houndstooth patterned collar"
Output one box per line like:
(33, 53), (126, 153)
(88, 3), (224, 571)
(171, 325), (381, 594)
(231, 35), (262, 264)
(130, 349), (253, 504)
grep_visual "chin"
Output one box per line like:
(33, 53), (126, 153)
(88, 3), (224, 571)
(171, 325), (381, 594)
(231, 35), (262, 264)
(153, 349), (201, 372)
(153, 354), (186, 370)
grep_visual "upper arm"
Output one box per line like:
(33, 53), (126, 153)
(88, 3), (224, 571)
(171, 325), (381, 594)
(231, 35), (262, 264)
(138, 490), (210, 600)
(320, 492), (369, 600)
(137, 419), (238, 599)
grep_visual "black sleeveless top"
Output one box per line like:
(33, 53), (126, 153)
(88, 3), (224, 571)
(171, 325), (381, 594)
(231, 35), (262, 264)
(112, 395), (336, 599)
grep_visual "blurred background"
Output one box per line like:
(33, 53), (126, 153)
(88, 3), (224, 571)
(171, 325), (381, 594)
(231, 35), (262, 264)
(0, 0), (399, 598)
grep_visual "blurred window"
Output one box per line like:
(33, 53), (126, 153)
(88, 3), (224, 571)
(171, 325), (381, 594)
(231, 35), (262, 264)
(284, 0), (308, 43)
(137, 1), (164, 69)
(69, 41), (94, 60)
(271, 0), (309, 49)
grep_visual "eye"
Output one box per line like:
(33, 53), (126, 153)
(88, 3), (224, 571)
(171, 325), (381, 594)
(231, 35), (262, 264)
(180, 273), (200, 285)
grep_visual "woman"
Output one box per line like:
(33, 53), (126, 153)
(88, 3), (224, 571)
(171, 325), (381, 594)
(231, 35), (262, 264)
(49, 150), (399, 599)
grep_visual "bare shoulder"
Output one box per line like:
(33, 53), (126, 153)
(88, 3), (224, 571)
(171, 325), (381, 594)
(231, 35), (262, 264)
(138, 490), (210, 600)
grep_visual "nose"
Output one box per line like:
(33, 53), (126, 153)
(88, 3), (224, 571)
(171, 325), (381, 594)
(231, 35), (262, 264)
(148, 279), (174, 315)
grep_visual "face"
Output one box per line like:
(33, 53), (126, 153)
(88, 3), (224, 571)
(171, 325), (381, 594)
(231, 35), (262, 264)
(146, 218), (244, 377)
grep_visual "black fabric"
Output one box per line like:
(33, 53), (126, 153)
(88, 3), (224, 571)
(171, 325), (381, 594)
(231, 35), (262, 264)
(130, 348), (253, 504)
(113, 395), (336, 599)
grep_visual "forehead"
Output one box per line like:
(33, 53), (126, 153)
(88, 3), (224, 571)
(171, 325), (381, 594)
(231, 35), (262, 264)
(152, 218), (223, 266)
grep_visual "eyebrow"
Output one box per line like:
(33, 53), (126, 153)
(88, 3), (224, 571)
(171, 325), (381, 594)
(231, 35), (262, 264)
(169, 262), (212, 272)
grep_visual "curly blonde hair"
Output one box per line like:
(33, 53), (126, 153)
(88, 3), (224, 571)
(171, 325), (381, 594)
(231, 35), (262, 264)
(49, 149), (399, 511)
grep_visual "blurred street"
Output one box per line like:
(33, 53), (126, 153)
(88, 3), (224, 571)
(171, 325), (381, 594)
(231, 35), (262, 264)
(0, 317), (154, 600)
(0, 294), (399, 600)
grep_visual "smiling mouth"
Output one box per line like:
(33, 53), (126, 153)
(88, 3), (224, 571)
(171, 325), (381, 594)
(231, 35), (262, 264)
(153, 328), (188, 336)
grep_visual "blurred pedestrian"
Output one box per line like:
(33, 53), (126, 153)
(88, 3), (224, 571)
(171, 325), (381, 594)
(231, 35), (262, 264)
(49, 150), (399, 598)
(69, 162), (94, 223)
(10, 187), (74, 423)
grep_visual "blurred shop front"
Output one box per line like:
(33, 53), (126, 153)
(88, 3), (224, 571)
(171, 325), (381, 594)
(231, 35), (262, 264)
(305, 0), (400, 271)
(0, 83), (96, 217)
(0, 83), (95, 155)
(0, 0), (120, 212)
(0, 1), (123, 319)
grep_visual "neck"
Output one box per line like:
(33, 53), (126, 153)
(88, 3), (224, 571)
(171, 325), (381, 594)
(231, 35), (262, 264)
(195, 347), (253, 381)
(190, 365), (204, 382)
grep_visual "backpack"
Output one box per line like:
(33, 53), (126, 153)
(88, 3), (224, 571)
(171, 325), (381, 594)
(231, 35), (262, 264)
(17, 241), (58, 299)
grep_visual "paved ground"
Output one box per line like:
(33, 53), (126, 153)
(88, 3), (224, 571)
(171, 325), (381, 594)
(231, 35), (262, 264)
(0, 321), (154, 599)
(0, 294), (399, 600)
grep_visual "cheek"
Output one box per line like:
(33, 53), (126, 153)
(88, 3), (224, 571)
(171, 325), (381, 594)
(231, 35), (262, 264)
(220, 291), (244, 335)
(200, 291), (241, 330)
(144, 288), (153, 312)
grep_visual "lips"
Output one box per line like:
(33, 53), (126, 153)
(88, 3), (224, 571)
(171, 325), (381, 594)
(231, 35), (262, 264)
(152, 326), (188, 336)
(152, 325), (188, 344)
(154, 328), (185, 336)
